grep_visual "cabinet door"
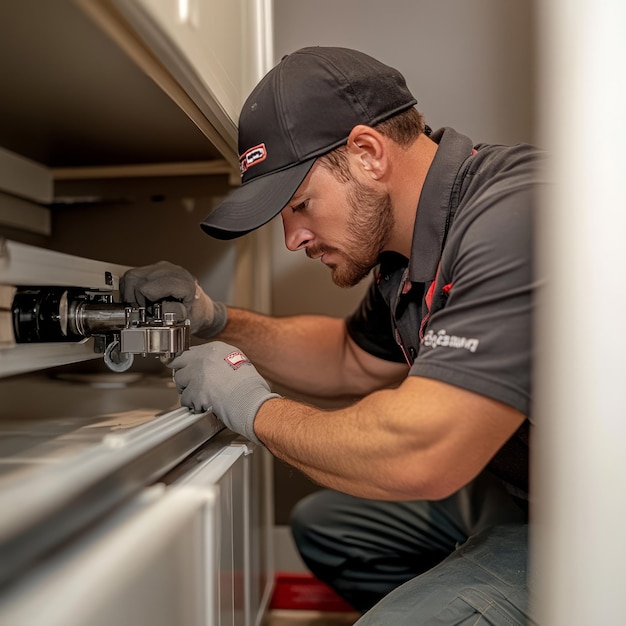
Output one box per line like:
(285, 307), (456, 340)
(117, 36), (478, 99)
(178, 439), (273, 626)
(110, 0), (274, 148)
(179, 443), (246, 626)
(0, 487), (208, 626)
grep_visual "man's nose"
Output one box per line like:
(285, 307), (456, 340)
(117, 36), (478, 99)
(282, 211), (313, 252)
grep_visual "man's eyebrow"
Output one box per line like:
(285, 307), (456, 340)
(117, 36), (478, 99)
(290, 189), (306, 204)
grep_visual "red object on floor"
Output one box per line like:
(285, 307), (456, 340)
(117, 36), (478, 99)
(270, 572), (354, 612)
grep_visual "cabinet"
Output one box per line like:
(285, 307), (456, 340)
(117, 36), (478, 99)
(0, 0), (273, 315)
(0, 433), (273, 626)
(0, 1), (275, 623)
(0, 487), (208, 626)
(104, 0), (274, 156)
(0, 0), (273, 171)
(168, 434), (274, 625)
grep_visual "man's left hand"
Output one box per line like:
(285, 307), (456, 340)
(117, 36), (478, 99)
(167, 341), (280, 445)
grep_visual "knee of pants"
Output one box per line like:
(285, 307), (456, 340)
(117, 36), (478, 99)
(289, 490), (353, 568)
(290, 490), (331, 554)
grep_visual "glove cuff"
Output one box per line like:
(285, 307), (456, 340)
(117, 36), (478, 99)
(211, 301), (229, 336)
(195, 300), (228, 339)
(231, 391), (281, 446)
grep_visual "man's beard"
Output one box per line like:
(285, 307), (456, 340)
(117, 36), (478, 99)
(326, 177), (394, 288)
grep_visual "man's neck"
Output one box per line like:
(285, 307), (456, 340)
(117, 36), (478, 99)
(387, 133), (438, 258)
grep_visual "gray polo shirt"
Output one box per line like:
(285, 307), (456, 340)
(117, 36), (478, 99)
(346, 127), (544, 498)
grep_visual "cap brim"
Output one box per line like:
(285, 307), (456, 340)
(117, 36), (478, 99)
(201, 158), (316, 240)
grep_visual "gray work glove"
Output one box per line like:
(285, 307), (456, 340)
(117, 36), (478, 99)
(167, 341), (281, 445)
(120, 261), (227, 338)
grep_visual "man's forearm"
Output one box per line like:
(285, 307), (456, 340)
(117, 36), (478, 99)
(253, 391), (437, 500)
(214, 307), (360, 397)
(254, 376), (527, 502)
(253, 395), (415, 499)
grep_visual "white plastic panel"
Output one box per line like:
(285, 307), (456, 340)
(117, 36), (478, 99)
(175, 439), (273, 626)
(0, 192), (50, 236)
(0, 240), (130, 377)
(0, 430), (271, 625)
(179, 443), (246, 626)
(0, 147), (52, 205)
(0, 487), (209, 626)
(0, 407), (215, 548)
(0, 340), (101, 378)
(245, 445), (274, 625)
(110, 0), (274, 143)
(0, 239), (128, 289)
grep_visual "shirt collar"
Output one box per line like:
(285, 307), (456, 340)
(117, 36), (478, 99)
(408, 127), (474, 283)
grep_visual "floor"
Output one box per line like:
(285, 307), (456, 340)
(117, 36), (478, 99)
(263, 609), (361, 625)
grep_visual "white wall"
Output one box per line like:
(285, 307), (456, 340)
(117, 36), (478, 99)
(533, 0), (626, 623)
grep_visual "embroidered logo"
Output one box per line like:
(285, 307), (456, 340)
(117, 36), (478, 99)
(224, 351), (250, 370)
(421, 329), (480, 353)
(239, 143), (267, 175)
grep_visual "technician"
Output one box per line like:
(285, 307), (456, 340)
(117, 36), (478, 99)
(122, 47), (542, 624)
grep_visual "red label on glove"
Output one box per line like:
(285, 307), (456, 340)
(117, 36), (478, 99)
(224, 351), (250, 370)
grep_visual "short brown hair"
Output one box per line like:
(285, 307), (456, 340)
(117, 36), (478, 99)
(318, 107), (425, 182)
(375, 107), (425, 146)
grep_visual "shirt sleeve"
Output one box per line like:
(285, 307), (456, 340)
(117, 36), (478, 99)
(410, 183), (536, 416)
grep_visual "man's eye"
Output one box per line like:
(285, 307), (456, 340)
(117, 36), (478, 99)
(292, 200), (308, 212)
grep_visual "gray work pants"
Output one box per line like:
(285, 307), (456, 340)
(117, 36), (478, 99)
(290, 472), (533, 625)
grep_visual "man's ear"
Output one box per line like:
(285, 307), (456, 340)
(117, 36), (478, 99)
(346, 125), (388, 180)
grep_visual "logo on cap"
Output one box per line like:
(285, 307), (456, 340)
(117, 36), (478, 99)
(239, 143), (267, 175)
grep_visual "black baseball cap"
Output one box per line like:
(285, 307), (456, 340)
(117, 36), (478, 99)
(201, 46), (417, 240)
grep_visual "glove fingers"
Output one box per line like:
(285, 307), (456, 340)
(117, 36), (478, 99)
(138, 275), (196, 305)
(172, 366), (191, 392)
(180, 387), (210, 414)
(167, 349), (194, 371)
(120, 263), (168, 303)
(119, 275), (146, 307)
(120, 262), (196, 305)
(160, 301), (188, 321)
(130, 289), (148, 308)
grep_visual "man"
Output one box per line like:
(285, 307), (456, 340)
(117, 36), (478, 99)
(122, 47), (541, 624)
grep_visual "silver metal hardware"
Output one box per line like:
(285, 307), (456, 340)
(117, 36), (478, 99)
(10, 287), (190, 372)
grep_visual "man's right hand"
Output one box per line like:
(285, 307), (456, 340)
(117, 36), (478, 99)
(120, 261), (228, 338)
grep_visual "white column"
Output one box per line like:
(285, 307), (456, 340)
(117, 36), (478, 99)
(533, 0), (626, 623)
